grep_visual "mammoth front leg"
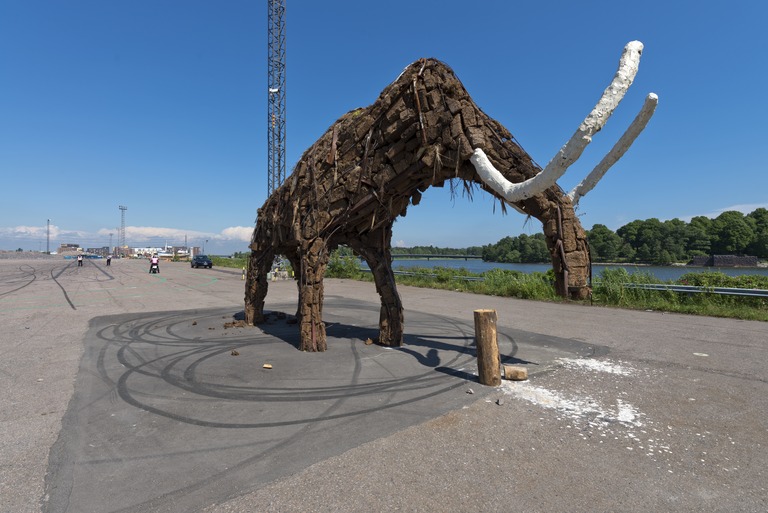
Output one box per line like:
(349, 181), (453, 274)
(539, 201), (591, 300)
(244, 248), (275, 325)
(350, 227), (404, 347)
(298, 240), (329, 352)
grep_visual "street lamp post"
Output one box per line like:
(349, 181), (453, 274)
(46, 219), (50, 254)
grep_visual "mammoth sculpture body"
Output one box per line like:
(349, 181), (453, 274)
(245, 42), (656, 351)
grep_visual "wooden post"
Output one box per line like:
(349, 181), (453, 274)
(474, 309), (501, 386)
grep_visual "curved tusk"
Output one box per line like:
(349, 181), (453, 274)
(471, 41), (645, 203)
(568, 93), (658, 205)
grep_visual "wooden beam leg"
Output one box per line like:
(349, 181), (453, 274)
(244, 248), (274, 325)
(350, 226), (403, 347)
(298, 239), (329, 352)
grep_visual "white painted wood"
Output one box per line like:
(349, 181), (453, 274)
(470, 41), (648, 204)
(568, 93), (659, 206)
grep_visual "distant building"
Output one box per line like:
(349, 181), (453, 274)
(131, 246), (191, 259)
(690, 255), (758, 267)
(58, 243), (80, 253)
(87, 247), (110, 257)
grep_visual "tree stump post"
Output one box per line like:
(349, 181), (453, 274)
(474, 309), (501, 386)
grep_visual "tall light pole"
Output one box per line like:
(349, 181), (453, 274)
(203, 239), (208, 254)
(109, 232), (113, 254)
(46, 219), (50, 254)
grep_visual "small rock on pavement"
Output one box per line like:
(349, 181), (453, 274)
(503, 365), (528, 381)
(496, 398), (504, 406)
(467, 388), (474, 394)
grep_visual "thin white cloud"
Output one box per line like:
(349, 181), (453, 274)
(0, 224), (87, 240)
(92, 225), (253, 244)
(0, 225), (53, 238)
(103, 226), (211, 241)
(680, 203), (768, 222)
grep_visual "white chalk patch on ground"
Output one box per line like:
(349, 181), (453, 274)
(500, 381), (644, 428)
(558, 357), (634, 375)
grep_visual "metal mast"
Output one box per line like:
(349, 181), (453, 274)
(118, 205), (127, 254)
(267, 0), (286, 194)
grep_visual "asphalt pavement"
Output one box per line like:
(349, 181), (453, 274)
(1, 257), (766, 512)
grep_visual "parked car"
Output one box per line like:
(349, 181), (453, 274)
(191, 255), (213, 269)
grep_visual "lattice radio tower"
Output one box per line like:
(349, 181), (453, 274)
(267, 0), (286, 194)
(118, 205), (127, 251)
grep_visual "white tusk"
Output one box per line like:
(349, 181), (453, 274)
(568, 92), (659, 206)
(471, 41), (645, 203)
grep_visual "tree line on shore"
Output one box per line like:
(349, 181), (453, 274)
(483, 208), (768, 265)
(238, 208), (768, 266)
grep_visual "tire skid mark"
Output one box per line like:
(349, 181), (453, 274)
(50, 262), (77, 310)
(0, 264), (38, 297)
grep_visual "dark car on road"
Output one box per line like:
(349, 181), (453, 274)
(191, 255), (213, 269)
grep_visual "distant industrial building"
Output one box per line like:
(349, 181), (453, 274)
(58, 243), (80, 253)
(690, 255), (758, 267)
(86, 247), (110, 257)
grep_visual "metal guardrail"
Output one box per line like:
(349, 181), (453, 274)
(619, 283), (768, 298)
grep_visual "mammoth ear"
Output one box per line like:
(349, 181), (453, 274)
(471, 41), (656, 204)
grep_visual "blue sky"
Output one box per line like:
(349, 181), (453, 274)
(1, 1), (766, 254)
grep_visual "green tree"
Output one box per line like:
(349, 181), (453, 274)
(655, 249), (674, 265)
(747, 208), (768, 232)
(749, 230), (768, 258)
(685, 216), (712, 256)
(710, 211), (755, 254)
(661, 219), (688, 261)
(746, 208), (768, 258)
(482, 234), (549, 263)
(516, 233), (549, 263)
(618, 242), (636, 261)
(587, 224), (623, 262)
(617, 218), (666, 262)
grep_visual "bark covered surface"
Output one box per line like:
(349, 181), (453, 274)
(246, 58), (590, 351)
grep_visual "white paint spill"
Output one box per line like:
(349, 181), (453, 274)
(500, 381), (644, 428)
(558, 357), (634, 375)
(693, 352), (709, 357)
(493, 357), (691, 466)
